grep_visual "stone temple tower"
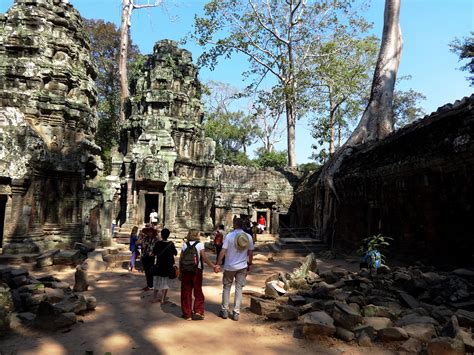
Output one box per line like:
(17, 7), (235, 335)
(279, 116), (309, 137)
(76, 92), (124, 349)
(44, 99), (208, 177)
(115, 40), (216, 232)
(0, 0), (100, 253)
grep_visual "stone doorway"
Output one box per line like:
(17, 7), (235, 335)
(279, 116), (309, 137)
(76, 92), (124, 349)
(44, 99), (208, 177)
(256, 210), (270, 233)
(144, 193), (164, 225)
(0, 195), (6, 248)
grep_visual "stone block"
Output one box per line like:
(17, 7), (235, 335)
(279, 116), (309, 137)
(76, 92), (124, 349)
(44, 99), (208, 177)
(363, 316), (392, 331)
(85, 296), (97, 311)
(335, 326), (354, 341)
(427, 337), (465, 355)
(396, 313), (439, 327)
(288, 295), (307, 306)
(402, 323), (436, 342)
(73, 267), (89, 292)
(10, 268), (28, 278)
(459, 329), (474, 353)
(45, 288), (64, 303)
(441, 315), (461, 338)
(332, 302), (363, 331)
(302, 311), (336, 338)
(363, 304), (395, 319)
(53, 250), (81, 265)
(55, 295), (87, 315)
(399, 338), (422, 353)
(455, 309), (474, 328)
(35, 301), (77, 330)
(250, 297), (278, 316)
(399, 292), (420, 309)
(378, 327), (409, 341)
(36, 249), (60, 268)
(19, 283), (45, 295)
(266, 305), (299, 321)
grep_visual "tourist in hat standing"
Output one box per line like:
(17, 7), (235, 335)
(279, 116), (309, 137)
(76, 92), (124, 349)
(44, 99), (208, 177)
(214, 218), (254, 321)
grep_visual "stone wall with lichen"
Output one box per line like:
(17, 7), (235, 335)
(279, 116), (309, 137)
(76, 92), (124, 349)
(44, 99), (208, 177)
(293, 95), (474, 266)
(215, 165), (301, 233)
(0, 0), (100, 253)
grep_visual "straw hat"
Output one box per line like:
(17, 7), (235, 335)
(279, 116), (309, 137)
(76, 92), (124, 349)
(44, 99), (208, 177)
(235, 232), (250, 251)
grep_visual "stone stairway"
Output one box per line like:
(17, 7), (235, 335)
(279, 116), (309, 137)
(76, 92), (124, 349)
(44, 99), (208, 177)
(273, 237), (328, 257)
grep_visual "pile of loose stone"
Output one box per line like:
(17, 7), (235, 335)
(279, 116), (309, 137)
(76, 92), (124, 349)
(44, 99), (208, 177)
(0, 245), (106, 333)
(250, 253), (474, 354)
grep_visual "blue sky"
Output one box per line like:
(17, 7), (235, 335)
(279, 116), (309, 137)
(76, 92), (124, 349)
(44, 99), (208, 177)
(1, 0), (473, 163)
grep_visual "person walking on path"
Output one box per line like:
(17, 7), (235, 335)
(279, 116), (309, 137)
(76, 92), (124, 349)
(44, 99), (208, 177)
(129, 226), (139, 272)
(214, 218), (254, 321)
(139, 226), (158, 291)
(180, 229), (217, 321)
(151, 228), (177, 304)
(213, 224), (225, 264)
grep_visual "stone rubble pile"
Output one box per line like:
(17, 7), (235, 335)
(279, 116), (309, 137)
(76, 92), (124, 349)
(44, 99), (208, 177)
(250, 253), (474, 353)
(0, 246), (103, 333)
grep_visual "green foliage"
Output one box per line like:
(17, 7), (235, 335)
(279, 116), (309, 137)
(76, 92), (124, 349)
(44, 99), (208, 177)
(357, 234), (393, 265)
(84, 19), (140, 175)
(393, 88), (426, 129)
(298, 162), (321, 173)
(191, 0), (372, 166)
(450, 32), (474, 86)
(309, 35), (379, 160)
(254, 148), (287, 168)
(204, 110), (257, 165)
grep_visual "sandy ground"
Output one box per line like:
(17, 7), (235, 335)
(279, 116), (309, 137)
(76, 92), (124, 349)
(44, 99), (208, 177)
(0, 255), (397, 355)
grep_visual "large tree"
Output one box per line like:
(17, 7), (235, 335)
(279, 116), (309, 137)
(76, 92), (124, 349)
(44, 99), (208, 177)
(192, 0), (370, 167)
(84, 19), (140, 174)
(316, 0), (403, 237)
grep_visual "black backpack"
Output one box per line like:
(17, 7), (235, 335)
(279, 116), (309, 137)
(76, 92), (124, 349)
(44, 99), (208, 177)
(180, 241), (200, 272)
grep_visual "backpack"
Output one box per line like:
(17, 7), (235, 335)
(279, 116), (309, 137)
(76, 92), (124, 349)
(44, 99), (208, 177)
(180, 241), (200, 272)
(214, 231), (223, 246)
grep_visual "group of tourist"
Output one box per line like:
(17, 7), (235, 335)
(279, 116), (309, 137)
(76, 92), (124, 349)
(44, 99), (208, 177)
(128, 217), (254, 321)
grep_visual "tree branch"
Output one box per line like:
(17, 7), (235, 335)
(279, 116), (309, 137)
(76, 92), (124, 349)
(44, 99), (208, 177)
(248, 0), (289, 45)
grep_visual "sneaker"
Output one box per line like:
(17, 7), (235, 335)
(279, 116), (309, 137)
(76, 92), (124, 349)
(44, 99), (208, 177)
(218, 310), (228, 319)
(182, 315), (192, 321)
(231, 311), (239, 321)
(193, 313), (205, 320)
(142, 286), (153, 291)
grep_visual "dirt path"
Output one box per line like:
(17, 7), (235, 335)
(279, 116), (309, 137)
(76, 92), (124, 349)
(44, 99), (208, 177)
(1, 256), (396, 355)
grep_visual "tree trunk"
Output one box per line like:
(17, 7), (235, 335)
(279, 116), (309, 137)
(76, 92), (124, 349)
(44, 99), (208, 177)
(346, 0), (402, 145)
(315, 0), (402, 239)
(329, 89), (335, 155)
(119, 0), (133, 122)
(286, 98), (297, 167)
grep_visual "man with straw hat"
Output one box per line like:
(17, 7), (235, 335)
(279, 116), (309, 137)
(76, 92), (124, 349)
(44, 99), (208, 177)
(214, 218), (254, 321)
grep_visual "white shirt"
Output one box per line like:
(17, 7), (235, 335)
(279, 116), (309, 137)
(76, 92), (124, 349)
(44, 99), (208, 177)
(181, 241), (205, 269)
(150, 211), (158, 223)
(222, 229), (254, 271)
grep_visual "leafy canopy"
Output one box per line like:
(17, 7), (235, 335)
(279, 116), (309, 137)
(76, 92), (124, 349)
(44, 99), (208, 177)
(450, 32), (474, 86)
